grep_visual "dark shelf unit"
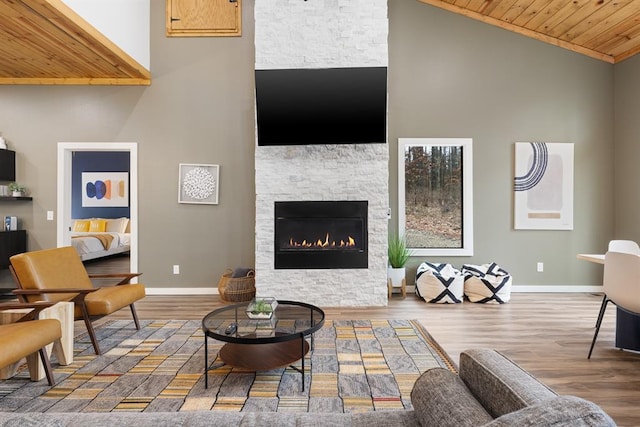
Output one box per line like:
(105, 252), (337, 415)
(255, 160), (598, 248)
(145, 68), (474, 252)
(0, 196), (32, 201)
(0, 230), (26, 269)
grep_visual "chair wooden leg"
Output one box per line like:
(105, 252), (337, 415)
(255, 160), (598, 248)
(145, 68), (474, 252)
(79, 303), (101, 355)
(38, 347), (55, 386)
(588, 298), (611, 359)
(130, 304), (141, 330)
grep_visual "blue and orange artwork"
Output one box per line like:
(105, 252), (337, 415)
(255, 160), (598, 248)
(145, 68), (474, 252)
(82, 172), (129, 207)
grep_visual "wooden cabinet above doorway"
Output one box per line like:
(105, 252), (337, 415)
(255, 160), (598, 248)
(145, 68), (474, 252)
(166, 0), (242, 37)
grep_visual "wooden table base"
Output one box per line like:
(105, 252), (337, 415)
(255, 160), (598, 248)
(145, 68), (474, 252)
(219, 338), (309, 371)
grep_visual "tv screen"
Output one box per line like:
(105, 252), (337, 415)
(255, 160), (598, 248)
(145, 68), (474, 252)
(255, 67), (387, 146)
(0, 150), (15, 182)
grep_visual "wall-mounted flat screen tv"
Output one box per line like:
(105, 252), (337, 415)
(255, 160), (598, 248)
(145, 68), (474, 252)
(255, 66), (387, 146)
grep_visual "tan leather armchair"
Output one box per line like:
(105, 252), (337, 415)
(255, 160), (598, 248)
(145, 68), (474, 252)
(0, 302), (62, 386)
(10, 246), (145, 355)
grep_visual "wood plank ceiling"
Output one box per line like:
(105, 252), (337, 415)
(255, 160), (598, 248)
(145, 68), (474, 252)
(0, 0), (150, 85)
(418, 0), (640, 63)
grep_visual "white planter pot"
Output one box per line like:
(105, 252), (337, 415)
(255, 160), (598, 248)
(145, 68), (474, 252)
(387, 266), (406, 287)
(12, 191), (22, 197)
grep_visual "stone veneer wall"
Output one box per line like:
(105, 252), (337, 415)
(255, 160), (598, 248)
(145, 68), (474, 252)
(255, 0), (389, 307)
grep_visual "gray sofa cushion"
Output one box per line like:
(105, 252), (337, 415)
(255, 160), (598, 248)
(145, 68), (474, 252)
(459, 348), (557, 418)
(484, 396), (617, 427)
(410, 367), (493, 427)
(352, 410), (421, 427)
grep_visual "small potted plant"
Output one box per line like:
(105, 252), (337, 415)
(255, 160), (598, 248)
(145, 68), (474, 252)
(9, 182), (26, 197)
(246, 297), (278, 319)
(388, 233), (411, 288)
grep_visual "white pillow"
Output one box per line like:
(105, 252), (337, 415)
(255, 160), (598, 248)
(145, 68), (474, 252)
(105, 217), (129, 234)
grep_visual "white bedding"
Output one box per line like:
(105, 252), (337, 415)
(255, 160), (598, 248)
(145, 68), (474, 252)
(71, 232), (131, 260)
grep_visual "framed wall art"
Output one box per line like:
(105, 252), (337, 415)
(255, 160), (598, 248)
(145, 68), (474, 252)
(178, 163), (219, 205)
(81, 172), (129, 207)
(514, 142), (573, 230)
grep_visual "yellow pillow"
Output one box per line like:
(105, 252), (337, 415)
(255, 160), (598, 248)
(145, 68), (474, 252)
(89, 219), (107, 232)
(72, 220), (90, 232)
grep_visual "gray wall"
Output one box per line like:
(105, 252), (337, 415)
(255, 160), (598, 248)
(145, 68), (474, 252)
(0, 1), (256, 289)
(0, 0), (618, 289)
(613, 54), (640, 243)
(388, 1), (614, 286)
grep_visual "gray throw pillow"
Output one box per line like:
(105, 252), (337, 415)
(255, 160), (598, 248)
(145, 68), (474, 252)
(231, 267), (254, 278)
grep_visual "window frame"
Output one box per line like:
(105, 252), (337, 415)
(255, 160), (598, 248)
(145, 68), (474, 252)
(398, 137), (474, 256)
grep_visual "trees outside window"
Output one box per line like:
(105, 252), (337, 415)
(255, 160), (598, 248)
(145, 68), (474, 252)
(398, 138), (473, 256)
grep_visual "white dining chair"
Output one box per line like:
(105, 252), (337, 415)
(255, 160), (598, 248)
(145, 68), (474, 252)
(592, 240), (640, 328)
(607, 240), (640, 255)
(588, 251), (640, 358)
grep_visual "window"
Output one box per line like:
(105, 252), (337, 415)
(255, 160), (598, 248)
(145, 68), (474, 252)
(398, 138), (473, 256)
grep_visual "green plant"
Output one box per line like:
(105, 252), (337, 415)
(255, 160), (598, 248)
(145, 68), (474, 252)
(388, 233), (411, 268)
(251, 299), (273, 314)
(8, 182), (26, 193)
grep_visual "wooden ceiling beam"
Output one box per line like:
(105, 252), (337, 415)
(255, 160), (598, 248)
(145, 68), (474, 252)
(0, 0), (150, 85)
(416, 0), (615, 63)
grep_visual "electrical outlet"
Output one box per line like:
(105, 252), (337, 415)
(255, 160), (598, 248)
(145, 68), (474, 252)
(537, 262), (544, 272)
(173, 265), (180, 275)
(46, 211), (54, 221)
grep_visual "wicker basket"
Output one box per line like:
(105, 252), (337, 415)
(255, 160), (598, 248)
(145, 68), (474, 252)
(217, 268), (256, 303)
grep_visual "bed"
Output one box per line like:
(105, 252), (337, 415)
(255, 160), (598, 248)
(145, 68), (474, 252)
(70, 217), (130, 261)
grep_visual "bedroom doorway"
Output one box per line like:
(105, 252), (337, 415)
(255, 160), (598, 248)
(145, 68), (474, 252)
(56, 142), (138, 274)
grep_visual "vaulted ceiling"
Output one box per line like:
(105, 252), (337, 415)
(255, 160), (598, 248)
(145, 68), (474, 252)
(418, 0), (640, 64)
(1, 1), (638, 86)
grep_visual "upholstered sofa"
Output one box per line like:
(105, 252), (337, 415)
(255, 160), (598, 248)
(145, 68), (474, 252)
(0, 349), (615, 427)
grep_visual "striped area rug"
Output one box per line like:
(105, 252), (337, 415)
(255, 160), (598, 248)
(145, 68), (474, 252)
(0, 319), (456, 413)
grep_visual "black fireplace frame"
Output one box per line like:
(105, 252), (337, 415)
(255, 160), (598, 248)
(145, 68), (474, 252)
(274, 201), (368, 269)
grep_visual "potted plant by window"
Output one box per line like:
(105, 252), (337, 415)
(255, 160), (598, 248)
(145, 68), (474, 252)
(388, 233), (411, 292)
(9, 182), (26, 197)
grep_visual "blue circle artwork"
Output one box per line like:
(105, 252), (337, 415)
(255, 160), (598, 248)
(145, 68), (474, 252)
(86, 181), (107, 199)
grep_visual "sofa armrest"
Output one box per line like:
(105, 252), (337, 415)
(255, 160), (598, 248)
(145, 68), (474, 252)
(411, 368), (493, 427)
(483, 396), (616, 427)
(459, 348), (557, 418)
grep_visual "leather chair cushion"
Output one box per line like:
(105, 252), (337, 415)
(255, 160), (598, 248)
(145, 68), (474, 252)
(75, 284), (146, 317)
(0, 319), (61, 368)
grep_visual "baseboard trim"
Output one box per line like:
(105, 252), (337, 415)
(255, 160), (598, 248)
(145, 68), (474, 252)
(511, 285), (603, 293)
(146, 285), (604, 296)
(407, 285), (603, 294)
(146, 287), (219, 295)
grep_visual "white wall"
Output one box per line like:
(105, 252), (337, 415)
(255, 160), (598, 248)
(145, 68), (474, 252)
(62, 0), (150, 69)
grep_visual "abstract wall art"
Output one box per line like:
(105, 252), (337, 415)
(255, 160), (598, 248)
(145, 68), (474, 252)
(81, 172), (129, 207)
(514, 142), (574, 230)
(178, 164), (219, 205)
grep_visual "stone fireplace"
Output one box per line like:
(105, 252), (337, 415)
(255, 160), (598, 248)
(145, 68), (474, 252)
(274, 201), (368, 270)
(254, 0), (389, 307)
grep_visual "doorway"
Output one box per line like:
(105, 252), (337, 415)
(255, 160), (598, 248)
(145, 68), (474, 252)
(57, 142), (138, 274)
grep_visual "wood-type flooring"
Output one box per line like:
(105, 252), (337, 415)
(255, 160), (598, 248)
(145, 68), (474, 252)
(84, 258), (639, 425)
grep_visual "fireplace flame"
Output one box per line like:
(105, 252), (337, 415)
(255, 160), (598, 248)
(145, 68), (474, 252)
(287, 233), (356, 249)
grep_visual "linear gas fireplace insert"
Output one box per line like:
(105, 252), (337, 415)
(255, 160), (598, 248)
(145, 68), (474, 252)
(274, 201), (368, 269)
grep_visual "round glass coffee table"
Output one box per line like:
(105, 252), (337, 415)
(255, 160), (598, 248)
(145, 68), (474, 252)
(202, 300), (325, 390)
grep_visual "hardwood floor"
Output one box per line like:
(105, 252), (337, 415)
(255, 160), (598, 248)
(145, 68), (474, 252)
(90, 292), (637, 425)
(85, 257), (639, 425)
